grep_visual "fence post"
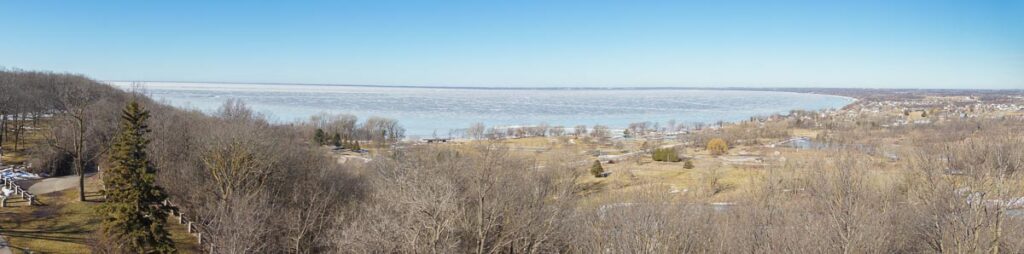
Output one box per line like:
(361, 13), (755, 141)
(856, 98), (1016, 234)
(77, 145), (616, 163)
(1, 196), (6, 207)
(187, 221), (193, 233)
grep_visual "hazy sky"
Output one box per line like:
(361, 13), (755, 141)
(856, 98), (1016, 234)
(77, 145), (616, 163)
(2, 1), (1022, 89)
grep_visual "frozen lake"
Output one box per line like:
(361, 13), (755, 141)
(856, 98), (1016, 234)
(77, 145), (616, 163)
(110, 82), (854, 137)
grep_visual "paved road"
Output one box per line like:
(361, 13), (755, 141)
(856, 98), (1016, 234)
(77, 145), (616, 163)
(28, 174), (85, 195)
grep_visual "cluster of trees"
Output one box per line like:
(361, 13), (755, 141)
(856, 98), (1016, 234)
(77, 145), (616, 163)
(0, 70), (86, 153)
(143, 99), (365, 253)
(335, 145), (584, 252)
(2, 71), (365, 252)
(307, 112), (403, 147)
(313, 128), (361, 150)
(461, 122), (612, 141)
(461, 120), (706, 142)
(1, 69), (128, 201)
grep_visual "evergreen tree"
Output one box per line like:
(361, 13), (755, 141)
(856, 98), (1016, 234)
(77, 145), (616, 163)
(98, 101), (175, 253)
(314, 128), (326, 145)
(683, 159), (695, 169)
(590, 160), (605, 177)
(332, 133), (342, 147)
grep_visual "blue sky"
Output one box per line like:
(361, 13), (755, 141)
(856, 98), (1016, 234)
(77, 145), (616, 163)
(1, 1), (1022, 88)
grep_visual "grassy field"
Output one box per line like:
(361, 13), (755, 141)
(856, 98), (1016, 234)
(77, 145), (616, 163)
(1, 124), (47, 166)
(0, 176), (200, 253)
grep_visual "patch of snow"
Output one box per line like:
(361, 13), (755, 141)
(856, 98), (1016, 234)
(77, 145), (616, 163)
(1, 167), (41, 181)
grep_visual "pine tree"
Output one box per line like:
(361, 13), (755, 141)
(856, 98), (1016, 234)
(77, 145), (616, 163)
(314, 128), (326, 145)
(98, 101), (175, 253)
(332, 133), (342, 147)
(590, 160), (605, 177)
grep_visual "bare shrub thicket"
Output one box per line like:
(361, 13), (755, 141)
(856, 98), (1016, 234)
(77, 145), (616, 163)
(145, 100), (366, 253)
(334, 145), (582, 253)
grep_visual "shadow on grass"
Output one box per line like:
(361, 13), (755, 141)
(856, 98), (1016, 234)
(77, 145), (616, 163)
(83, 192), (106, 203)
(1, 227), (93, 244)
(1, 210), (95, 245)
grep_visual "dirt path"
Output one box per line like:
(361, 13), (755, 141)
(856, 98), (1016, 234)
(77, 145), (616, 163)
(27, 174), (84, 195)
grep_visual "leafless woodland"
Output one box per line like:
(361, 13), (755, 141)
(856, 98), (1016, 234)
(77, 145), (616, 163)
(3, 69), (1024, 253)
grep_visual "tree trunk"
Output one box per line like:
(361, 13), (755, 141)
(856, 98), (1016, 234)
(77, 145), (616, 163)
(13, 113), (22, 151)
(1, 112), (6, 148)
(76, 116), (86, 202)
(79, 167), (86, 201)
(0, 112), (6, 159)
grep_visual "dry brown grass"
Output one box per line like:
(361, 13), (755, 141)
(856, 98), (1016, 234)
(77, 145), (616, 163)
(0, 175), (200, 253)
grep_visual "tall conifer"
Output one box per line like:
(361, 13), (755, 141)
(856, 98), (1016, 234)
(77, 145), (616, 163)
(99, 101), (175, 253)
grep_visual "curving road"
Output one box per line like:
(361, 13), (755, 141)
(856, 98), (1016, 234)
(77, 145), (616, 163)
(27, 175), (82, 195)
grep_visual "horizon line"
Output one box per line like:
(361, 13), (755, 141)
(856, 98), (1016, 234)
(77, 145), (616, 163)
(103, 80), (1024, 92)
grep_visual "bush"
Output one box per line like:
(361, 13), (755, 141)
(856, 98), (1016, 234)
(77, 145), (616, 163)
(707, 138), (728, 156)
(590, 160), (605, 177)
(652, 148), (681, 162)
(313, 128), (326, 145)
(683, 159), (694, 169)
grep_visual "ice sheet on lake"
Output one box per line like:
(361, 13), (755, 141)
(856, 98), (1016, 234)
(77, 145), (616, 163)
(111, 82), (855, 136)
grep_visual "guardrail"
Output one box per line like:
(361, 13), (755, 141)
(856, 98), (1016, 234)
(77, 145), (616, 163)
(164, 199), (215, 253)
(1, 175), (38, 207)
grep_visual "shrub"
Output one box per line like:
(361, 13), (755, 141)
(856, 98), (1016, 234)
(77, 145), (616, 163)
(652, 148), (681, 162)
(313, 128), (326, 145)
(683, 159), (694, 169)
(590, 160), (605, 177)
(707, 138), (728, 156)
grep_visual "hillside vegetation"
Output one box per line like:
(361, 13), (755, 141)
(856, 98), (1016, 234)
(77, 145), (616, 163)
(2, 69), (1024, 253)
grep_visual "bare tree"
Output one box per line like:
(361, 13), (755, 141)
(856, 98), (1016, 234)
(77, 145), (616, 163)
(48, 76), (122, 201)
(466, 122), (486, 139)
